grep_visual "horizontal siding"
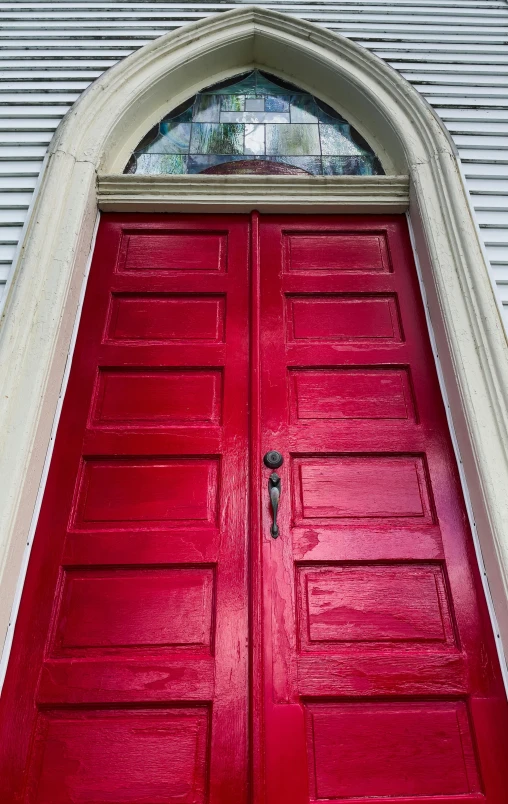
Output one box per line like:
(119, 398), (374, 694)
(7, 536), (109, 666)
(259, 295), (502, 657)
(0, 0), (507, 329)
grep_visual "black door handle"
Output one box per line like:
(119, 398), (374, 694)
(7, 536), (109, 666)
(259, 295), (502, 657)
(268, 472), (281, 538)
(263, 451), (284, 539)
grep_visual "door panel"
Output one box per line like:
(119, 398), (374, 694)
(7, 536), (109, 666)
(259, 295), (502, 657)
(0, 214), (250, 804)
(1, 213), (507, 804)
(258, 215), (508, 803)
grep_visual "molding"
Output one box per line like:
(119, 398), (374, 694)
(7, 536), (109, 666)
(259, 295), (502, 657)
(1, 6), (508, 669)
(97, 174), (410, 213)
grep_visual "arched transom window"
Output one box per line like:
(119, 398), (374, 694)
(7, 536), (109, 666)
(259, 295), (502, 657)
(125, 70), (383, 176)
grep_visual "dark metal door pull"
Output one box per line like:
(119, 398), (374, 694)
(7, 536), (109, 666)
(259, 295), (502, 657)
(268, 472), (281, 538)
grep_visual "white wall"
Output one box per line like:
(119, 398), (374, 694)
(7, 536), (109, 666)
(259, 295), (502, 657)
(1, 0), (507, 328)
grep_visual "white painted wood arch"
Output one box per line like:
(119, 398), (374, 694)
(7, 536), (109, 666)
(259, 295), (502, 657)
(1, 5), (508, 674)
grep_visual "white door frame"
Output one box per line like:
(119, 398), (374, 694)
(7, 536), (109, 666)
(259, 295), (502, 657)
(1, 6), (508, 677)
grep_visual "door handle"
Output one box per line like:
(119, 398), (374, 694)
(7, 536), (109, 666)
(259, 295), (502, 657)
(268, 472), (281, 539)
(263, 451), (284, 539)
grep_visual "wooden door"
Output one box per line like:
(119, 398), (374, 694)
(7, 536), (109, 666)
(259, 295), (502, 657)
(257, 215), (508, 803)
(0, 214), (251, 803)
(1, 212), (508, 804)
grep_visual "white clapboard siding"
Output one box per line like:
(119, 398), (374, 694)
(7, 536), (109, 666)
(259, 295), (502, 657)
(0, 0), (507, 329)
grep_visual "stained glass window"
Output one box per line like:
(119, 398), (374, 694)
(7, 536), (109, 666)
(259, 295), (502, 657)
(125, 70), (383, 176)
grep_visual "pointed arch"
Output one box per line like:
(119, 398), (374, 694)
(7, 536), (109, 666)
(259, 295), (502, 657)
(1, 6), (508, 673)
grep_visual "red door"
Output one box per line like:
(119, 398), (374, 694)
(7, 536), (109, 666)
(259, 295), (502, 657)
(1, 213), (507, 803)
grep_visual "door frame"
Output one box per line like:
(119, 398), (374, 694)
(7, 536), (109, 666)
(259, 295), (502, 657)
(1, 6), (508, 689)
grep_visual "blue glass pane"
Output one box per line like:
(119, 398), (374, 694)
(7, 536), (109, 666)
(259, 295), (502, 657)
(190, 123), (244, 155)
(146, 120), (191, 154)
(265, 124), (320, 156)
(125, 69), (383, 175)
(265, 95), (289, 113)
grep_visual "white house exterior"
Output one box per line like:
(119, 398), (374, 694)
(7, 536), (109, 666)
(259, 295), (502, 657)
(0, 2), (508, 799)
(1, 0), (507, 324)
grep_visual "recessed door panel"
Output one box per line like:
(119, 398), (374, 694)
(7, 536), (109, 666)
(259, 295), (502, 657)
(30, 708), (210, 804)
(53, 568), (215, 653)
(107, 294), (226, 342)
(305, 701), (480, 800)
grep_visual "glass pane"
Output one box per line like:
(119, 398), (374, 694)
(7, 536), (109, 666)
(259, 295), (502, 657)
(161, 103), (193, 123)
(245, 124), (265, 155)
(187, 154), (254, 173)
(210, 72), (259, 95)
(125, 69), (383, 176)
(253, 72), (293, 96)
(245, 97), (264, 112)
(271, 155), (322, 175)
(134, 153), (187, 175)
(290, 95), (319, 124)
(221, 95), (245, 112)
(193, 95), (220, 123)
(145, 121), (191, 155)
(314, 99), (348, 123)
(220, 111), (290, 124)
(319, 123), (365, 156)
(322, 155), (377, 175)
(265, 95), (289, 113)
(265, 124), (321, 156)
(190, 123), (244, 155)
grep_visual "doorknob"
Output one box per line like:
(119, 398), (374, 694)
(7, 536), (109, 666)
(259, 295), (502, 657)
(263, 451), (284, 538)
(263, 450), (283, 469)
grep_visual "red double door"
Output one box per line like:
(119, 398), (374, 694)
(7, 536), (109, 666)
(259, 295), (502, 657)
(1, 213), (507, 803)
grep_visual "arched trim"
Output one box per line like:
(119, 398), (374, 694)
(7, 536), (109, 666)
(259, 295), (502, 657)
(1, 6), (508, 666)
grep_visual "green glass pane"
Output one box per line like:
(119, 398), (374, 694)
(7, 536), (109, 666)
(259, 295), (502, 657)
(290, 95), (319, 124)
(161, 103), (193, 123)
(221, 95), (245, 112)
(319, 123), (366, 156)
(190, 123), (244, 155)
(322, 155), (376, 175)
(253, 72), (294, 96)
(265, 124), (320, 156)
(209, 72), (258, 95)
(193, 95), (220, 123)
(134, 153), (187, 175)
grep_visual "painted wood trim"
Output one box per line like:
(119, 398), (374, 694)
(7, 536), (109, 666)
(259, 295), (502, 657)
(1, 6), (508, 676)
(97, 174), (410, 213)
